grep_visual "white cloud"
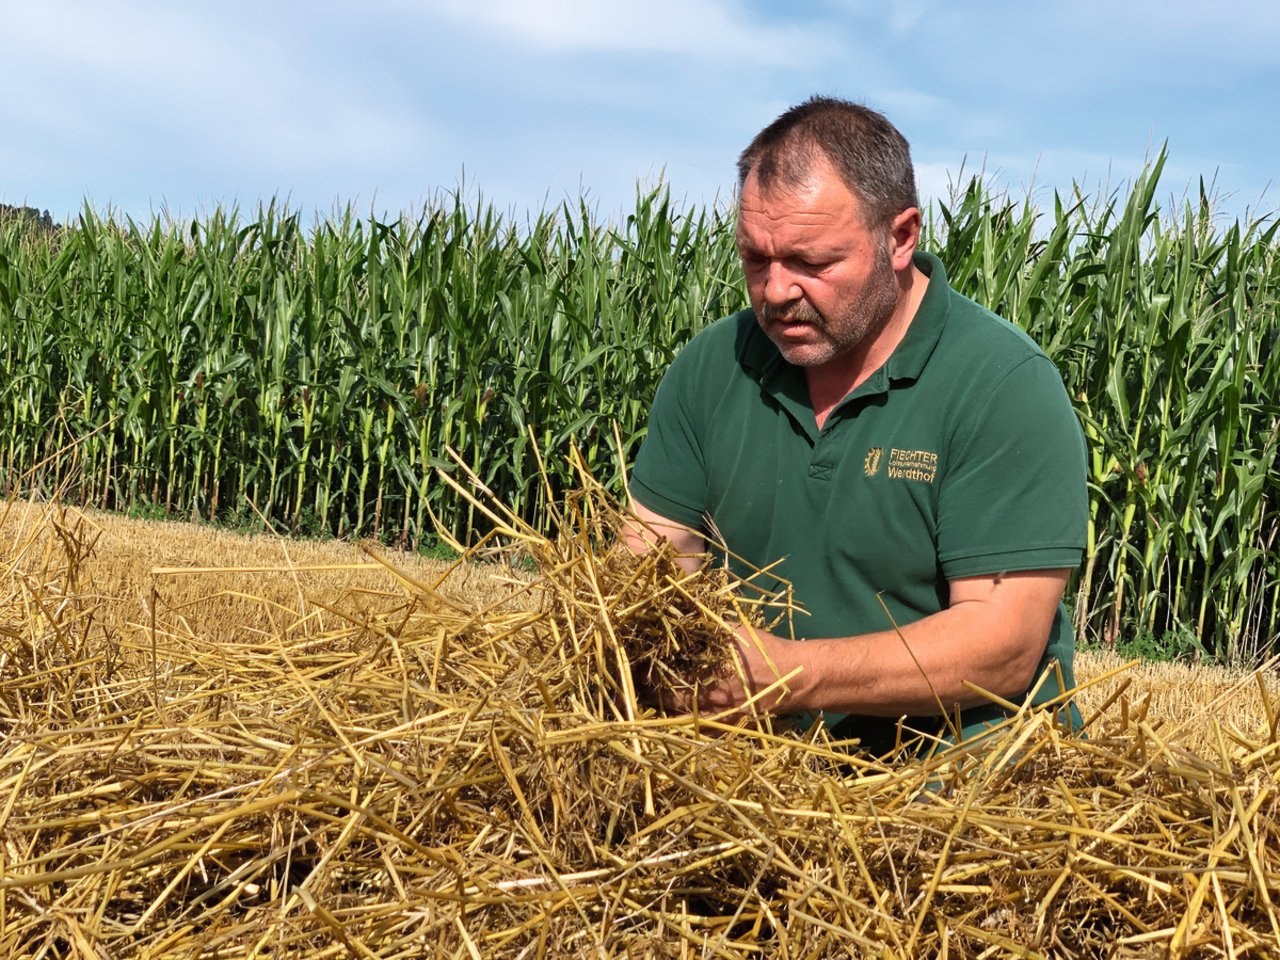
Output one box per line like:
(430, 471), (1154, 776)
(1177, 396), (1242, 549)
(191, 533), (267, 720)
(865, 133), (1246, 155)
(823, 0), (934, 35)
(0, 1), (434, 192)
(912, 145), (1256, 225)
(1070, 0), (1280, 51)
(4, 0), (1275, 230)
(914, 161), (971, 209)
(410, 0), (828, 65)
(868, 87), (948, 123)
(885, 0), (930, 33)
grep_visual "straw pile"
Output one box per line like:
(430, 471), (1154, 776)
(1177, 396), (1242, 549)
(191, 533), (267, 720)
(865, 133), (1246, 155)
(3, 474), (1280, 958)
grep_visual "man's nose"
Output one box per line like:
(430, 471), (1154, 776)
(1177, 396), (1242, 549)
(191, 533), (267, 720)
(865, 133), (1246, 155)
(763, 262), (800, 305)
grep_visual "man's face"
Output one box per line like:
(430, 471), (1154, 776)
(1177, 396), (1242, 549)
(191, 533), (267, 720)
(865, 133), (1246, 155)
(736, 160), (899, 372)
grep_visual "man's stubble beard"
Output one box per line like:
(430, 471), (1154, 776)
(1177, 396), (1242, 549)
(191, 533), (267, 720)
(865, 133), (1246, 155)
(761, 243), (899, 369)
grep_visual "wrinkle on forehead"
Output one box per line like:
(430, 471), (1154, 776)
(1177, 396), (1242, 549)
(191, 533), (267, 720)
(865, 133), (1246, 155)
(738, 205), (843, 227)
(738, 187), (859, 242)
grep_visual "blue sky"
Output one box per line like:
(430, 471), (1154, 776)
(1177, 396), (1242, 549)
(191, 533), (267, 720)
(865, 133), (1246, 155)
(3, 0), (1278, 227)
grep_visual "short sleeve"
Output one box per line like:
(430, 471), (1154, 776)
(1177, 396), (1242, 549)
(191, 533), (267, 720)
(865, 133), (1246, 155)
(628, 347), (710, 530)
(936, 355), (1087, 580)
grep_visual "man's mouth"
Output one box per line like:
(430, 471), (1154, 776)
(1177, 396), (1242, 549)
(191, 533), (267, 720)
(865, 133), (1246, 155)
(775, 319), (813, 336)
(763, 306), (822, 338)
(763, 304), (820, 327)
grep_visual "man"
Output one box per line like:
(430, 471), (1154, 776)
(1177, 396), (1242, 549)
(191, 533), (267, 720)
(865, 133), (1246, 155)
(625, 97), (1087, 755)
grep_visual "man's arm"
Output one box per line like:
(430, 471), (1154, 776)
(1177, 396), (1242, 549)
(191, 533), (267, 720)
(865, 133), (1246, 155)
(679, 568), (1071, 718)
(621, 499), (707, 574)
(623, 498), (1069, 718)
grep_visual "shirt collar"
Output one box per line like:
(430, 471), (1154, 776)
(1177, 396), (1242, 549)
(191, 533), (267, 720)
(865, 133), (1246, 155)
(883, 250), (949, 385)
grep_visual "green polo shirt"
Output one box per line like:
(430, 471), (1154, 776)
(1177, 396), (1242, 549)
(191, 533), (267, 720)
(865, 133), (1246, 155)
(630, 251), (1087, 753)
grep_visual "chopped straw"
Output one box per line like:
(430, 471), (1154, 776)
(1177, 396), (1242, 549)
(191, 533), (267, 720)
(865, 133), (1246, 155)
(2, 465), (1280, 959)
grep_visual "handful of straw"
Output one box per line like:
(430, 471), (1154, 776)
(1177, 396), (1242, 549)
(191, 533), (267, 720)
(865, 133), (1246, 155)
(431, 450), (781, 724)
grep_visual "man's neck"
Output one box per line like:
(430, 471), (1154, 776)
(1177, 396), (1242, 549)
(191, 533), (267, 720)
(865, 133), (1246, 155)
(808, 264), (930, 429)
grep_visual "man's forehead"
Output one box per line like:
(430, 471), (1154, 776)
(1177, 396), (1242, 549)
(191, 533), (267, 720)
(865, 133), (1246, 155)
(743, 168), (831, 204)
(737, 182), (860, 237)
(735, 206), (844, 234)
(740, 163), (863, 223)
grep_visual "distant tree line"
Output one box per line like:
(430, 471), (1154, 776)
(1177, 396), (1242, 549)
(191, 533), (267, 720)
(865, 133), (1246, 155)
(0, 204), (58, 234)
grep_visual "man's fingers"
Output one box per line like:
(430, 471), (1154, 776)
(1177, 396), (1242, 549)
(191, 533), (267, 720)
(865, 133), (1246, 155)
(634, 676), (695, 714)
(636, 677), (746, 716)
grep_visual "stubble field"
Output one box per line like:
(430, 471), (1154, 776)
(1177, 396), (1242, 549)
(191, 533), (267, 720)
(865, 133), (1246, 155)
(4, 498), (1280, 957)
(2, 501), (1269, 738)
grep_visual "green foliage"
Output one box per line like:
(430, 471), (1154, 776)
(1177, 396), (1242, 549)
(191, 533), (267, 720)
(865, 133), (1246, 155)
(1110, 624), (1206, 664)
(0, 189), (742, 549)
(125, 499), (169, 523)
(928, 153), (1279, 664)
(416, 535), (460, 561)
(1, 165), (1277, 663)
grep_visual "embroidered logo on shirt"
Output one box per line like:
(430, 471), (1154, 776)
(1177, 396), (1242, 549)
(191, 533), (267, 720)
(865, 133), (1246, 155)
(887, 448), (938, 484)
(863, 447), (883, 476)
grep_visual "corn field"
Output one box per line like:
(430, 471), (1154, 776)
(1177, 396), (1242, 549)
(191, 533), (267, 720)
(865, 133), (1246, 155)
(0, 154), (1276, 661)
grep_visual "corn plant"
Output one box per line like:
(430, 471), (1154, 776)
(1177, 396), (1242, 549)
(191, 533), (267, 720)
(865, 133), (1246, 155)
(0, 168), (1275, 662)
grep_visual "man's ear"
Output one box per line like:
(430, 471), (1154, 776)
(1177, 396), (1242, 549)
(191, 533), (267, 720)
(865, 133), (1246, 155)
(887, 207), (922, 272)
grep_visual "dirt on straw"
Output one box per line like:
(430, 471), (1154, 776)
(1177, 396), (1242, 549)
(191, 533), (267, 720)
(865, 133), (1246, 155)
(3, 474), (1280, 959)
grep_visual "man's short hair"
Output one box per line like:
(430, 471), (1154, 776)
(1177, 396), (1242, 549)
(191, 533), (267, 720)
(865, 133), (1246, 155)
(737, 96), (919, 228)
